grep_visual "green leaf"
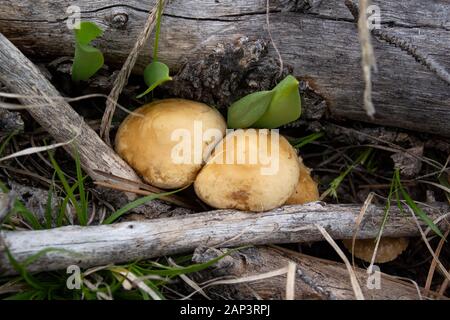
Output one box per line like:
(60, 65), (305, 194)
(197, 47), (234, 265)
(252, 75), (301, 128)
(74, 21), (103, 45)
(14, 199), (42, 230)
(136, 61), (172, 98)
(290, 132), (324, 149)
(227, 90), (274, 129)
(3, 245), (44, 290)
(71, 22), (104, 82)
(72, 44), (104, 82)
(396, 171), (444, 238)
(48, 151), (87, 226)
(103, 189), (181, 224)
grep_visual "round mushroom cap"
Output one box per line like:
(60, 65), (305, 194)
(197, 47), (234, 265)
(194, 129), (300, 212)
(115, 99), (227, 189)
(285, 159), (319, 205)
(342, 237), (409, 264)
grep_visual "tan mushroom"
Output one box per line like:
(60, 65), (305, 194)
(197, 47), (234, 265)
(342, 237), (409, 263)
(115, 99), (226, 189)
(194, 129), (300, 212)
(285, 159), (319, 205)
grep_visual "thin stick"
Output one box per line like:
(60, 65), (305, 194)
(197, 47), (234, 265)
(285, 261), (296, 300)
(424, 230), (449, 295)
(182, 267), (289, 300)
(350, 192), (374, 267)
(0, 132), (79, 162)
(0, 92), (143, 118)
(438, 271), (450, 296)
(408, 207), (450, 281)
(315, 224), (365, 300)
(100, 0), (167, 145)
(266, 0), (283, 77)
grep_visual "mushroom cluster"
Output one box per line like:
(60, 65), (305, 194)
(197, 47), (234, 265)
(115, 98), (320, 211)
(286, 160), (320, 205)
(194, 129), (301, 211)
(116, 98), (409, 265)
(342, 237), (409, 264)
(115, 99), (226, 189)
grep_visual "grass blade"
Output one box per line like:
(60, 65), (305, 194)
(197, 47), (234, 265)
(73, 147), (88, 225)
(48, 151), (85, 225)
(291, 132), (324, 149)
(103, 189), (182, 224)
(395, 170), (444, 238)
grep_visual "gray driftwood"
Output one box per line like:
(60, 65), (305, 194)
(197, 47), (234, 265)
(193, 246), (444, 300)
(0, 33), (139, 183)
(0, 33), (193, 216)
(0, 0), (449, 136)
(0, 202), (448, 275)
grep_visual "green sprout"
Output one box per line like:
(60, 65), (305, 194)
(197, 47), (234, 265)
(323, 148), (373, 200)
(227, 75), (302, 129)
(137, 0), (172, 98)
(290, 132), (324, 149)
(375, 169), (444, 242)
(71, 21), (104, 82)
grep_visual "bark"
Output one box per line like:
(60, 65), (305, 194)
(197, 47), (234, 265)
(0, 110), (24, 135)
(0, 0), (449, 136)
(0, 202), (448, 275)
(192, 246), (445, 300)
(0, 33), (139, 183)
(0, 32), (190, 215)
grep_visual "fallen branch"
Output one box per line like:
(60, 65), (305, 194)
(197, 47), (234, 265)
(1, 0), (449, 136)
(0, 202), (448, 275)
(192, 246), (445, 300)
(100, 0), (166, 144)
(0, 32), (139, 184)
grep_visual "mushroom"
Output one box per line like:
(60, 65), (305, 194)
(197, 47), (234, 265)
(285, 159), (319, 205)
(194, 129), (300, 212)
(115, 99), (226, 189)
(342, 237), (409, 263)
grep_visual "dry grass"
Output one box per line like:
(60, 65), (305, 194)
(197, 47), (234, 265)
(315, 224), (365, 300)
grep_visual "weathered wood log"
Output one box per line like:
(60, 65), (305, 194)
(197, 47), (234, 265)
(1, 0), (449, 136)
(0, 202), (448, 275)
(0, 32), (190, 214)
(0, 33), (139, 183)
(192, 246), (445, 299)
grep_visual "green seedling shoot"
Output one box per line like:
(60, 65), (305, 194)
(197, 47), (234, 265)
(137, 0), (172, 98)
(227, 75), (302, 129)
(71, 21), (104, 82)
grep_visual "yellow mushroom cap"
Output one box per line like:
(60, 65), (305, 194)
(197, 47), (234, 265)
(194, 129), (300, 212)
(115, 99), (226, 189)
(285, 159), (319, 205)
(342, 237), (409, 264)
